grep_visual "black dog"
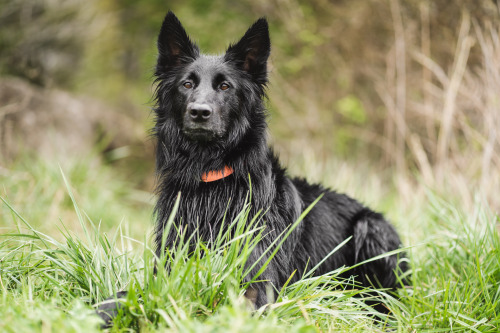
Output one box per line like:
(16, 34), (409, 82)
(98, 11), (406, 325)
(152, 11), (406, 307)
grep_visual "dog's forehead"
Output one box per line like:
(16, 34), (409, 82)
(188, 54), (233, 77)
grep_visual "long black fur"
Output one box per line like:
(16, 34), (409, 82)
(97, 11), (407, 326)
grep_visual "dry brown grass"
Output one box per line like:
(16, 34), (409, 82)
(378, 6), (500, 211)
(255, 0), (500, 212)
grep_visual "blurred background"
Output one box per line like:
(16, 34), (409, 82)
(1, 0), (499, 238)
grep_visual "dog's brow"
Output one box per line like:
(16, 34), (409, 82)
(214, 73), (227, 84)
(186, 72), (199, 84)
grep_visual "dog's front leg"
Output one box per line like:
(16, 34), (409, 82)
(242, 243), (282, 309)
(244, 280), (276, 309)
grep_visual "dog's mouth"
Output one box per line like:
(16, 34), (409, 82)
(181, 105), (226, 143)
(182, 128), (219, 142)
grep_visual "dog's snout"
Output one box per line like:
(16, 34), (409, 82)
(188, 103), (212, 122)
(183, 102), (221, 141)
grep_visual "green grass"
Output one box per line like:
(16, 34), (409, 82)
(1, 157), (499, 332)
(0, 155), (153, 240)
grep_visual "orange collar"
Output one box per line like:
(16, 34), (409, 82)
(201, 166), (234, 182)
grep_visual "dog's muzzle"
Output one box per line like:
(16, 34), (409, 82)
(183, 102), (222, 142)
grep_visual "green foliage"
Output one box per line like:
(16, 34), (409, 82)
(333, 95), (367, 156)
(336, 95), (366, 125)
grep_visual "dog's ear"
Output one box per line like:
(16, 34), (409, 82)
(225, 18), (270, 83)
(156, 11), (199, 73)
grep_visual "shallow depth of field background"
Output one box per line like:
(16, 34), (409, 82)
(1, 0), (500, 331)
(2, 0), (500, 220)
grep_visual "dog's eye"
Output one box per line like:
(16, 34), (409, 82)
(220, 83), (230, 91)
(183, 82), (193, 89)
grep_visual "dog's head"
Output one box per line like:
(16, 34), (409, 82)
(154, 12), (270, 145)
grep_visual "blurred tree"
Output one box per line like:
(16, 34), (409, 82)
(0, 0), (89, 87)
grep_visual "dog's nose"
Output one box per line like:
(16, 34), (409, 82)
(188, 103), (212, 122)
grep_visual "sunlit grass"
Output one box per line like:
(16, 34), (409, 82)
(1, 156), (499, 332)
(0, 155), (153, 240)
